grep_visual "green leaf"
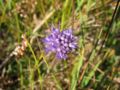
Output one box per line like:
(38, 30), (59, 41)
(70, 51), (84, 90)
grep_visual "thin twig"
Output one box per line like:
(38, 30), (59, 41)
(98, 0), (120, 54)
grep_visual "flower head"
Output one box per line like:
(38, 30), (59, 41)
(43, 27), (77, 60)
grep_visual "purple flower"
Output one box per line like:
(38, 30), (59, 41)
(43, 27), (77, 60)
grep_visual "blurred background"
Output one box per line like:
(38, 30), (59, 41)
(0, 0), (120, 90)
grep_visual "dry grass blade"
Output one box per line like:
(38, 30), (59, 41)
(33, 9), (55, 34)
(30, 9), (55, 44)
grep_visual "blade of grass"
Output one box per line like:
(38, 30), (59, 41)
(61, 0), (72, 30)
(27, 41), (43, 89)
(70, 49), (84, 90)
(30, 9), (55, 44)
(32, 9), (55, 34)
(81, 61), (101, 87)
(87, 0), (95, 13)
(37, 0), (49, 28)
(76, 0), (85, 11)
(19, 62), (24, 89)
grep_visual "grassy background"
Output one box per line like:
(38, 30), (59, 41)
(0, 0), (120, 90)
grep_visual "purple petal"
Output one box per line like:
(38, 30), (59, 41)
(56, 52), (67, 59)
(62, 29), (72, 36)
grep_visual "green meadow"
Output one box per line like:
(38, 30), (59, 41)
(0, 0), (120, 90)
